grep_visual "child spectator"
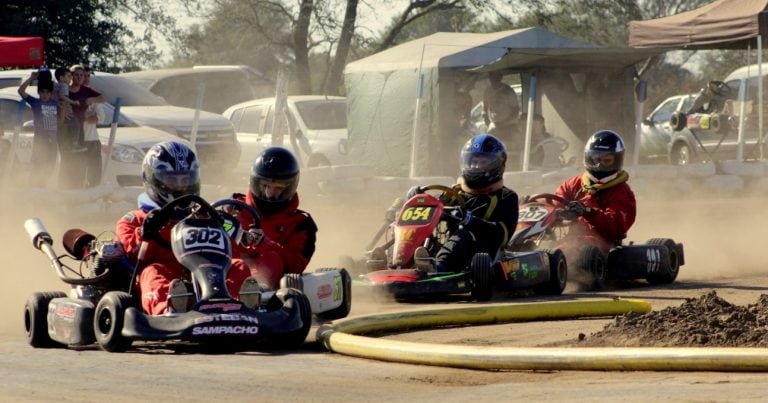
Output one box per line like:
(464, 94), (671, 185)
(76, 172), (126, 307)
(54, 67), (85, 152)
(18, 71), (61, 187)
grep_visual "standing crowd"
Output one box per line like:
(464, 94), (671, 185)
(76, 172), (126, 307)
(18, 64), (105, 189)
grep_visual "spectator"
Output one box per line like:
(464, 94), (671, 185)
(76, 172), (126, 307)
(58, 64), (106, 189)
(53, 67), (79, 111)
(82, 102), (104, 186)
(17, 71), (60, 187)
(483, 71), (520, 146)
(519, 113), (553, 168)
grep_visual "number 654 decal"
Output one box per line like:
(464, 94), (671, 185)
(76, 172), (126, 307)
(183, 228), (226, 249)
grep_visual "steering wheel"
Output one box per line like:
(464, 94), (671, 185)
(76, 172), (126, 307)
(525, 193), (569, 207)
(141, 194), (224, 248)
(421, 184), (465, 208)
(211, 199), (261, 230)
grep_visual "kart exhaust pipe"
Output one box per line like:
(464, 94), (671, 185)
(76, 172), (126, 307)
(25, 218), (52, 250)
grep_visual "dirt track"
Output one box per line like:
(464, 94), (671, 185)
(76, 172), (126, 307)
(2, 186), (768, 401)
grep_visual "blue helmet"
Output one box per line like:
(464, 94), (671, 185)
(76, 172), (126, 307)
(142, 141), (200, 206)
(460, 133), (507, 189)
(584, 130), (625, 179)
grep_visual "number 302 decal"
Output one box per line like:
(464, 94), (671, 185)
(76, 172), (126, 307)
(183, 228), (225, 249)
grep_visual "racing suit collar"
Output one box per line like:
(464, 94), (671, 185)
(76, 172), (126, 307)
(581, 170), (628, 194)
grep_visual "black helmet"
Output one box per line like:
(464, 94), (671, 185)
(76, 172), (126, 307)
(250, 147), (300, 213)
(584, 130), (625, 180)
(142, 141), (200, 207)
(460, 133), (507, 189)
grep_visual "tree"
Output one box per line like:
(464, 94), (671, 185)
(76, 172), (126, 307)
(0, 0), (164, 71)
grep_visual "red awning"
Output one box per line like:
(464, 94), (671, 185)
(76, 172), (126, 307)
(0, 36), (44, 67)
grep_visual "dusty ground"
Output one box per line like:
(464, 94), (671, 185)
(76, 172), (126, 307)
(3, 178), (768, 401)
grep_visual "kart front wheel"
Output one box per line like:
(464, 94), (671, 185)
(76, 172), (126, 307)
(470, 253), (494, 301)
(535, 249), (567, 295)
(24, 291), (66, 348)
(574, 245), (607, 291)
(94, 291), (133, 353)
(646, 238), (681, 285)
(314, 268), (352, 321)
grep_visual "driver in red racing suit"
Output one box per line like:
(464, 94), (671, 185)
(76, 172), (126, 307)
(555, 130), (636, 252)
(116, 141), (252, 315)
(231, 147), (318, 289)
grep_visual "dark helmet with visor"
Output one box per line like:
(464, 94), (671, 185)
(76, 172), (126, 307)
(460, 133), (507, 189)
(142, 141), (200, 207)
(250, 147), (300, 213)
(584, 130), (625, 180)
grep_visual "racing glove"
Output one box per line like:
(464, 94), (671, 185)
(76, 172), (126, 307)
(140, 209), (162, 241)
(566, 201), (588, 217)
(406, 186), (422, 200)
(459, 212), (479, 231)
(242, 227), (266, 247)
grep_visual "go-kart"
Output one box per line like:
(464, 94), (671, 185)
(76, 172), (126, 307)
(351, 185), (568, 301)
(509, 193), (684, 290)
(23, 194), (313, 352)
(212, 198), (352, 322)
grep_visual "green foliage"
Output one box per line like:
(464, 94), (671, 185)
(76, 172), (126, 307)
(0, 0), (161, 71)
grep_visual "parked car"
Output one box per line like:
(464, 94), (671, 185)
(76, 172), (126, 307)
(222, 96), (349, 172)
(642, 90), (763, 165)
(0, 88), (183, 187)
(121, 65), (272, 114)
(0, 69), (240, 176)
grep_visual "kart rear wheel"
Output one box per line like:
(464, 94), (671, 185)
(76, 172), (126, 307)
(535, 249), (567, 295)
(646, 238), (681, 285)
(280, 273), (304, 290)
(24, 291), (66, 348)
(274, 288), (312, 348)
(574, 245), (607, 291)
(94, 291), (134, 353)
(314, 268), (352, 321)
(470, 253), (494, 301)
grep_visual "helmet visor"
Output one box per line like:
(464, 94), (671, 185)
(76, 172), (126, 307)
(250, 175), (298, 203)
(584, 150), (620, 173)
(152, 170), (200, 199)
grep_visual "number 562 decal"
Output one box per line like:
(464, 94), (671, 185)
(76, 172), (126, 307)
(182, 228), (226, 249)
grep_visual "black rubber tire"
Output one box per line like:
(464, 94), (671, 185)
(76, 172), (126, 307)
(670, 111), (687, 131)
(94, 291), (134, 352)
(24, 291), (66, 348)
(314, 268), (352, 321)
(646, 238), (681, 285)
(535, 249), (567, 295)
(274, 288), (312, 348)
(280, 273), (304, 290)
(470, 253), (494, 301)
(574, 245), (607, 291)
(670, 142), (693, 165)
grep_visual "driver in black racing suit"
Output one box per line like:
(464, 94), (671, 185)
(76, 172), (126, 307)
(406, 133), (519, 272)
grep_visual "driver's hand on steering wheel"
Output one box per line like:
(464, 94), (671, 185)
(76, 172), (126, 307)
(140, 209), (163, 241)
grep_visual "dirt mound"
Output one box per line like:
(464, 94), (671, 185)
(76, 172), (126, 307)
(581, 291), (768, 347)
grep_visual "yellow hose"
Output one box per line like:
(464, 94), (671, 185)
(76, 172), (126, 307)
(316, 298), (768, 371)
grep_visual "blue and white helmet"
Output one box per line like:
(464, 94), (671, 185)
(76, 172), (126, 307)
(142, 141), (200, 206)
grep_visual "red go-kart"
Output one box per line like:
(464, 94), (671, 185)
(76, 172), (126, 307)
(354, 185), (567, 301)
(508, 193), (684, 290)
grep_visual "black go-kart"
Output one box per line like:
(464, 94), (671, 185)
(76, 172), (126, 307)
(23, 194), (312, 352)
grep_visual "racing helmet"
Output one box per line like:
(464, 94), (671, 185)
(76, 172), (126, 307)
(142, 141), (200, 207)
(250, 147), (300, 213)
(459, 133), (507, 189)
(584, 130), (625, 180)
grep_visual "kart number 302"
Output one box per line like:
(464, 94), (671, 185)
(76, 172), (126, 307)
(182, 228), (226, 249)
(398, 206), (435, 225)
